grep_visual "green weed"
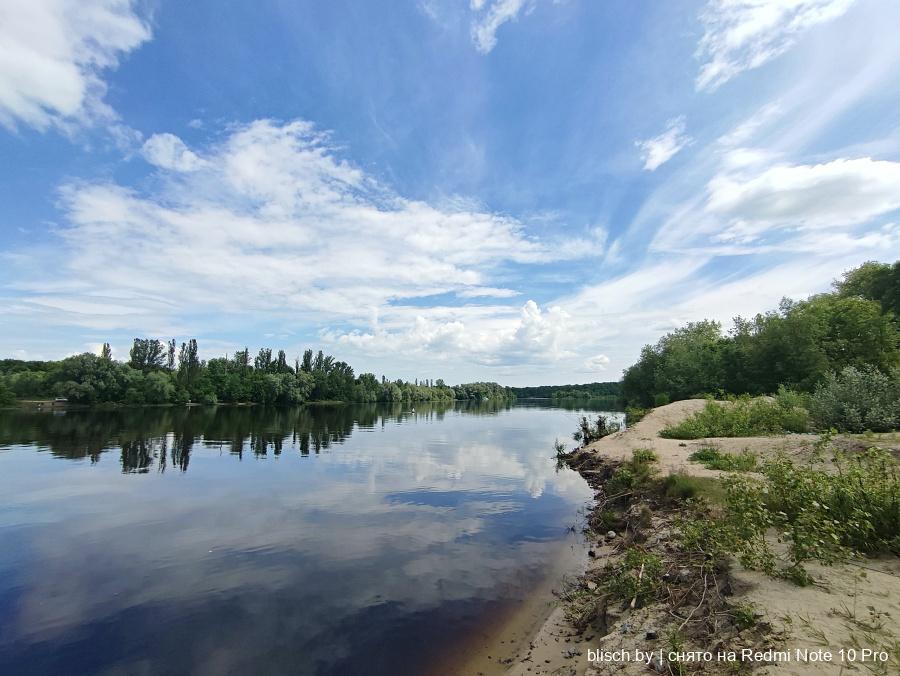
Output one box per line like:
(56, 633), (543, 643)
(688, 446), (758, 471)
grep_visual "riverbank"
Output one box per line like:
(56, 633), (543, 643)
(496, 401), (900, 675)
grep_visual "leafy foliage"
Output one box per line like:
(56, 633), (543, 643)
(0, 342), (514, 407)
(835, 260), (900, 316)
(683, 448), (900, 583)
(622, 261), (900, 407)
(0, 380), (14, 406)
(808, 366), (900, 432)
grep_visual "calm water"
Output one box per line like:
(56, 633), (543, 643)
(0, 401), (618, 675)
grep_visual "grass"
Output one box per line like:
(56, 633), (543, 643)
(660, 396), (809, 439)
(660, 472), (728, 501)
(688, 446), (758, 471)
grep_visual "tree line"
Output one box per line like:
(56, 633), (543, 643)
(509, 382), (620, 399)
(622, 261), (900, 407)
(0, 342), (514, 407)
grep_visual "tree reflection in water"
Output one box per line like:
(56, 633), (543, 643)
(0, 400), (516, 473)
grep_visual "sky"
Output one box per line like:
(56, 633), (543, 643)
(1, 0), (899, 386)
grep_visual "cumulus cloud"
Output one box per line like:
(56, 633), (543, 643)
(583, 354), (610, 372)
(0, 0), (151, 131)
(329, 299), (574, 366)
(696, 0), (856, 91)
(636, 117), (691, 171)
(141, 133), (206, 172)
(707, 157), (900, 241)
(470, 0), (532, 54)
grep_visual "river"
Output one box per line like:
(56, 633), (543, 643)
(0, 401), (621, 675)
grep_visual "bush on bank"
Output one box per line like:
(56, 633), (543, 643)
(808, 366), (900, 433)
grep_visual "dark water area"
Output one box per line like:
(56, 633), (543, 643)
(0, 401), (621, 675)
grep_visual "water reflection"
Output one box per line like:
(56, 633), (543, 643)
(0, 402), (610, 675)
(0, 401), (514, 472)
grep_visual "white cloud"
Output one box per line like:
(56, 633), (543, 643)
(141, 133), (206, 172)
(457, 286), (521, 298)
(696, 0), (856, 91)
(707, 157), (900, 241)
(330, 299), (574, 366)
(583, 354), (609, 372)
(0, 0), (151, 131)
(13, 119), (597, 362)
(470, 0), (532, 54)
(636, 117), (691, 171)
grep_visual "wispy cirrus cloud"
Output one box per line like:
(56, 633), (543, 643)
(0, 0), (151, 131)
(696, 0), (857, 91)
(636, 117), (691, 171)
(470, 0), (533, 54)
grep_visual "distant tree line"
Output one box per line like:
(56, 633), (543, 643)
(622, 261), (900, 407)
(510, 382), (621, 399)
(0, 342), (514, 407)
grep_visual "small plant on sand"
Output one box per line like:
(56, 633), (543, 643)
(730, 602), (759, 631)
(607, 449), (658, 495)
(604, 548), (663, 608)
(688, 447), (757, 471)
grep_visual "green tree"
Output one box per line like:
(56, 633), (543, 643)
(0, 380), (14, 406)
(835, 261), (900, 315)
(129, 338), (165, 372)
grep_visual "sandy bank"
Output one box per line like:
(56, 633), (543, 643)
(499, 400), (900, 676)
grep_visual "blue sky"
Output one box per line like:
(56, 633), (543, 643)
(2, 0), (900, 385)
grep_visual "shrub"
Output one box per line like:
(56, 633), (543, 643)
(692, 448), (900, 583)
(660, 396), (809, 439)
(572, 414), (620, 444)
(688, 447), (757, 471)
(808, 366), (900, 433)
(625, 406), (649, 426)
